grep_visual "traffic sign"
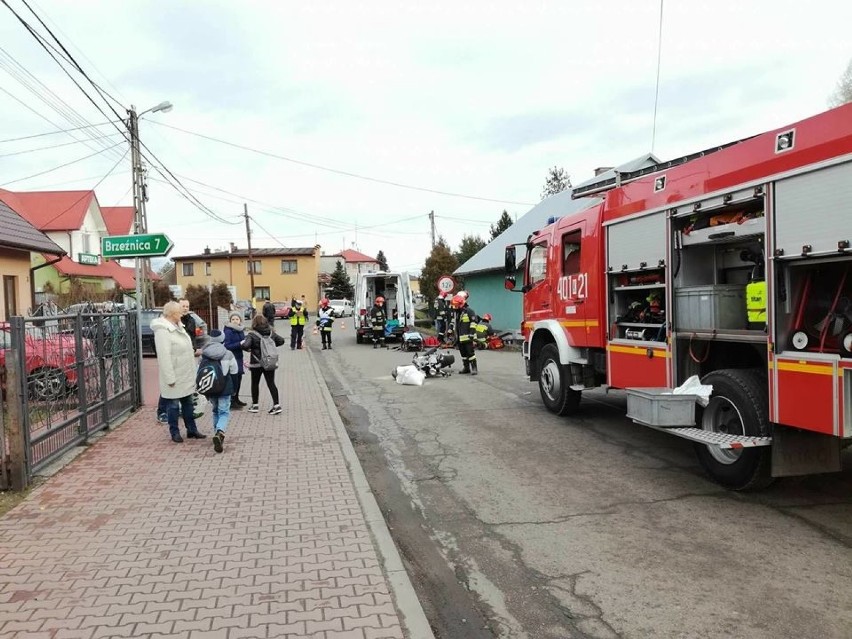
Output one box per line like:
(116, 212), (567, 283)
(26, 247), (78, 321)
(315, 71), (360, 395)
(101, 233), (174, 258)
(437, 275), (455, 294)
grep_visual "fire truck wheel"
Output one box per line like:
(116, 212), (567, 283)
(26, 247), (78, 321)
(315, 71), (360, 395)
(538, 344), (580, 416)
(694, 368), (773, 491)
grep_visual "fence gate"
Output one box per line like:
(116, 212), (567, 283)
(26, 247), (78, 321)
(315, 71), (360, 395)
(1, 311), (141, 490)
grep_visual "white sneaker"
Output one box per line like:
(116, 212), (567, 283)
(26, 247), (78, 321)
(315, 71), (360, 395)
(248, 404), (259, 413)
(268, 405), (282, 415)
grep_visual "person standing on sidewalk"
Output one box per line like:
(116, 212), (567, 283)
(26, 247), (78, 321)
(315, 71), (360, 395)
(370, 296), (387, 349)
(242, 314), (286, 415)
(317, 298), (334, 350)
(198, 329), (237, 453)
(179, 298), (198, 348)
(223, 312), (247, 409)
(289, 298), (308, 350)
(152, 301), (207, 443)
(262, 299), (276, 328)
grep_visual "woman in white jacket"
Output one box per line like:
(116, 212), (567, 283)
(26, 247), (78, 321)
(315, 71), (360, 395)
(152, 301), (206, 443)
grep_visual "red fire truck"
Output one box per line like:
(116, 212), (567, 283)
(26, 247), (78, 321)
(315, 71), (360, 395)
(505, 103), (852, 490)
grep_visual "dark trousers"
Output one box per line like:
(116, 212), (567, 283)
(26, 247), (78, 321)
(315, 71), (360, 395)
(231, 372), (243, 399)
(249, 367), (279, 405)
(321, 330), (332, 347)
(459, 339), (475, 367)
(290, 324), (305, 349)
(372, 328), (385, 345)
(167, 395), (199, 437)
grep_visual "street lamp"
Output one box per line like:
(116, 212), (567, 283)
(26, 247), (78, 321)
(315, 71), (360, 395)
(127, 100), (171, 393)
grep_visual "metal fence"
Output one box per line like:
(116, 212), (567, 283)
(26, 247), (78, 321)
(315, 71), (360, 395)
(1, 311), (141, 490)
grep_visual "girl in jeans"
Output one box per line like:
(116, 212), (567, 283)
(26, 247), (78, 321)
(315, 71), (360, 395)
(241, 315), (286, 415)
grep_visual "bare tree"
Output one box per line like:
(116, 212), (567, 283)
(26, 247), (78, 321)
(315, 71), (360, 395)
(829, 58), (852, 107)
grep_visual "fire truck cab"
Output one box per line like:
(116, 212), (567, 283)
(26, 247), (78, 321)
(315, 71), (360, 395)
(507, 103), (852, 490)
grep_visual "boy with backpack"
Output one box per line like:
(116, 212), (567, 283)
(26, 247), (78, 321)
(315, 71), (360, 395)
(241, 314), (286, 415)
(196, 329), (238, 453)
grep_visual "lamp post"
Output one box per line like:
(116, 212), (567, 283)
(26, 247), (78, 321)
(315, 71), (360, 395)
(127, 101), (172, 383)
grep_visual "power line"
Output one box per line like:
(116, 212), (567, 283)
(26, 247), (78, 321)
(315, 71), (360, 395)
(0, 132), (122, 157)
(0, 140), (123, 186)
(0, 120), (117, 144)
(148, 120), (535, 206)
(651, 0), (664, 153)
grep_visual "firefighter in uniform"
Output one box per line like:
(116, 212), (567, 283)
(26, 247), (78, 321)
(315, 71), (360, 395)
(370, 296), (388, 349)
(452, 293), (477, 375)
(289, 299), (309, 350)
(435, 292), (449, 343)
(474, 313), (493, 349)
(317, 298), (334, 350)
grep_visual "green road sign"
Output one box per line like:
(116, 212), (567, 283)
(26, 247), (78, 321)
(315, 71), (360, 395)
(101, 233), (174, 258)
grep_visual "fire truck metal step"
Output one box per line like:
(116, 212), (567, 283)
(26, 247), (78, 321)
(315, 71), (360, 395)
(647, 426), (772, 449)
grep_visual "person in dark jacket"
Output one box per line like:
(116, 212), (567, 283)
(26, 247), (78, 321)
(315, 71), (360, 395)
(241, 314), (286, 415)
(262, 299), (276, 327)
(452, 293), (477, 375)
(223, 312), (247, 408)
(370, 296), (388, 349)
(179, 298), (198, 349)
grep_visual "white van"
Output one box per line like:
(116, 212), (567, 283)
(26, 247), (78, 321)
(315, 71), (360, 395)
(328, 299), (353, 317)
(354, 271), (415, 343)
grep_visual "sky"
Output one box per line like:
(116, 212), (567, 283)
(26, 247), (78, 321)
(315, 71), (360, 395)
(0, 0), (850, 275)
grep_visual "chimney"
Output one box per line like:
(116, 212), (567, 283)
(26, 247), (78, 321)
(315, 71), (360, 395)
(229, 242), (237, 253)
(203, 246), (211, 255)
(594, 166), (614, 176)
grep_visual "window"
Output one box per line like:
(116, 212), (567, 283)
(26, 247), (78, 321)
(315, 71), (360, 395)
(528, 244), (548, 286)
(254, 286), (270, 300)
(562, 231), (581, 276)
(3, 275), (18, 319)
(182, 263), (194, 276)
(205, 261), (212, 276)
(281, 260), (298, 274)
(247, 260), (262, 274)
(81, 232), (91, 254)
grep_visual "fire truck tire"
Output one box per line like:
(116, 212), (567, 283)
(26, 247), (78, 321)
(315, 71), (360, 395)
(538, 344), (580, 416)
(694, 368), (773, 491)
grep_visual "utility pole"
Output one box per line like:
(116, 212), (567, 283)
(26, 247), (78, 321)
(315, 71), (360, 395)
(429, 210), (436, 248)
(244, 203), (256, 307)
(128, 105), (145, 368)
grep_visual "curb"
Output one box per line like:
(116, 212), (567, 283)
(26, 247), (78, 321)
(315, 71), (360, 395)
(306, 346), (435, 639)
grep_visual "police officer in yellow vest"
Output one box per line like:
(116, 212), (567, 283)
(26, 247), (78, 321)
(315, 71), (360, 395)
(289, 299), (309, 350)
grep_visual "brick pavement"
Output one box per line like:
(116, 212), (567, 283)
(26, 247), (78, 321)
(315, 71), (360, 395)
(0, 342), (433, 639)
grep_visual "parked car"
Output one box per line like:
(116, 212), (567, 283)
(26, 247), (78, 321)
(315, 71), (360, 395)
(139, 309), (208, 356)
(0, 322), (88, 401)
(328, 299), (353, 318)
(234, 300), (255, 320)
(273, 302), (291, 319)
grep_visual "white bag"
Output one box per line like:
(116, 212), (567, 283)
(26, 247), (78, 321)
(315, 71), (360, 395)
(192, 392), (208, 417)
(395, 365), (425, 386)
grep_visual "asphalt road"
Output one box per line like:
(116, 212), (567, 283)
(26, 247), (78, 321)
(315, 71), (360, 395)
(316, 336), (852, 639)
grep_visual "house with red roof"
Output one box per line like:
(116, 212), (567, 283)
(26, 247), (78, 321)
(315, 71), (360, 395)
(0, 189), (155, 304)
(319, 248), (381, 283)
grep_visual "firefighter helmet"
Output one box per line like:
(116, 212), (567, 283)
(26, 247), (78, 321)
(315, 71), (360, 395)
(459, 290), (469, 299)
(451, 294), (465, 308)
(320, 298), (329, 306)
(375, 296), (385, 304)
(483, 313), (492, 322)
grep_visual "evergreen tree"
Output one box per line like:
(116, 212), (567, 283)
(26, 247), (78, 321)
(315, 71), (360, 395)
(455, 234), (487, 266)
(185, 282), (232, 310)
(540, 166), (572, 200)
(829, 58), (852, 107)
(376, 250), (389, 271)
(421, 237), (459, 305)
(490, 210), (514, 241)
(327, 260), (355, 299)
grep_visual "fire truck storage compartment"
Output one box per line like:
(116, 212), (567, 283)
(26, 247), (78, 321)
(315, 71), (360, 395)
(626, 388), (696, 427)
(774, 161), (852, 258)
(606, 211), (665, 271)
(675, 285), (746, 331)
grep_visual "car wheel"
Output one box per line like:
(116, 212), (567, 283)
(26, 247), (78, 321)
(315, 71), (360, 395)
(538, 344), (580, 416)
(28, 367), (67, 402)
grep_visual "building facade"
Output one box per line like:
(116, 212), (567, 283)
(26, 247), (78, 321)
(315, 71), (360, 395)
(173, 246), (321, 309)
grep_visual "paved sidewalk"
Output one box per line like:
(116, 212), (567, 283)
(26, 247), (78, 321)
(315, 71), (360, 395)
(0, 343), (433, 639)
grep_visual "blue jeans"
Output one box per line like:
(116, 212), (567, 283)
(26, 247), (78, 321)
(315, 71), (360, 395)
(157, 395), (168, 418)
(211, 395), (231, 434)
(167, 395), (199, 437)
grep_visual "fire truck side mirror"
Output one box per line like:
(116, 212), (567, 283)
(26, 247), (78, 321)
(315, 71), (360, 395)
(505, 246), (517, 273)
(504, 276), (516, 291)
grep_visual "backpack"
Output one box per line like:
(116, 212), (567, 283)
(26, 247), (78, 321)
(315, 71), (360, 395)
(196, 356), (230, 397)
(256, 332), (279, 370)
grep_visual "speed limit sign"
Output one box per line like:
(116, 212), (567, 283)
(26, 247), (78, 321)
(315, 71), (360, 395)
(437, 275), (455, 294)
